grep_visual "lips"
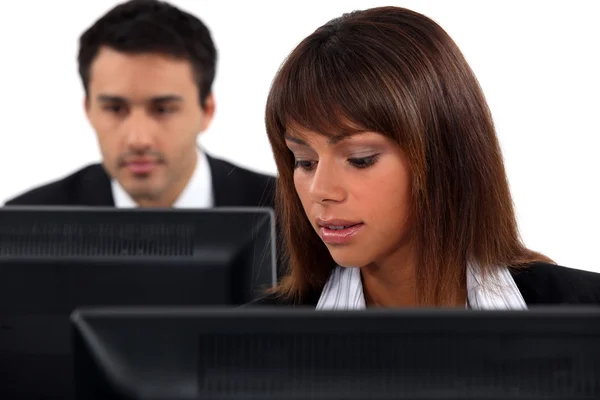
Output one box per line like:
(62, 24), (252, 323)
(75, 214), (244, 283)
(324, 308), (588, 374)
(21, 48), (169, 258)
(316, 218), (364, 245)
(123, 159), (159, 174)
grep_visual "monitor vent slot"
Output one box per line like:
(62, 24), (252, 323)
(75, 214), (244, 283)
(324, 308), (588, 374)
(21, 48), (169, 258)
(197, 333), (600, 399)
(0, 222), (195, 257)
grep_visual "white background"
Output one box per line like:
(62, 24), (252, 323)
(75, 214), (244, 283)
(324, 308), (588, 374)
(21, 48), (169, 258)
(0, 1), (598, 272)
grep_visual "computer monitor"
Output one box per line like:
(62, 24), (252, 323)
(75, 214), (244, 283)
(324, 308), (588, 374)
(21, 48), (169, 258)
(0, 207), (276, 399)
(71, 307), (600, 400)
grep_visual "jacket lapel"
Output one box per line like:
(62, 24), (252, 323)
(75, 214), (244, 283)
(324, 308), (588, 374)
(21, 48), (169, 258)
(79, 164), (115, 206)
(207, 154), (246, 207)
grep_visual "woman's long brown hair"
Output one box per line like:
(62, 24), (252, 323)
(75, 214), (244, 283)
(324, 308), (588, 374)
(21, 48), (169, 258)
(265, 6), (551, 305)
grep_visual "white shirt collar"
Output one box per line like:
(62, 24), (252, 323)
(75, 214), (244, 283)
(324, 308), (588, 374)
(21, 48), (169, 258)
(111, 149), (213, 208)
(315, 262), (528, 310)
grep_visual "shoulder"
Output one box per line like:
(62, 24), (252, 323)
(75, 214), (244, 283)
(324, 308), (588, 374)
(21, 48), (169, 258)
(243, 293), (293, 307)
(208, 156), (275, 185)
(206, 155), (276, 208)
(244, 288), (322, 308)
(511, 261), (600, 305)
(4, 164), (110, 206)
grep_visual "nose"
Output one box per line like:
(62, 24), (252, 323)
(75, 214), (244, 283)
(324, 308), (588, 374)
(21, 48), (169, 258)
(308, 160), (346, 204)
(124, 110), (155, 152)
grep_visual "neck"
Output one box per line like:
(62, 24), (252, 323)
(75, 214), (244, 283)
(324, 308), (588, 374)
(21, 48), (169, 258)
(361, 245), (418, 307)
(360, 245), (467, 308)
(135, 150), (198, 208)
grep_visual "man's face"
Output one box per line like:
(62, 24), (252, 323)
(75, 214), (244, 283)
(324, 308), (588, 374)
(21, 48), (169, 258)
(85, 47), (214, 206)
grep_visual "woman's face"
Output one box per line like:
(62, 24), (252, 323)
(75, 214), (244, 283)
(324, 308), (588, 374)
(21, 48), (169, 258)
(285, 128), (413, 268)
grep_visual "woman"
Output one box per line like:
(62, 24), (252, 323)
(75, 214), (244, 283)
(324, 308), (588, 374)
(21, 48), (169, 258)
(253, 6), (600, 308)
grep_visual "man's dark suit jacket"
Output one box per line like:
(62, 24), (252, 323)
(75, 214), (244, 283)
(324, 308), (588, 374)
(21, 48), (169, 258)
(4, 155), (276, 208)
(249, 262), (600, 306)
(4, 155), (284, 277)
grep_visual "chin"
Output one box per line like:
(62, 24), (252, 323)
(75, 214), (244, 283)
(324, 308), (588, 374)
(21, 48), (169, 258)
(124, 182), (161, 199)
(327, 247), (371, 268)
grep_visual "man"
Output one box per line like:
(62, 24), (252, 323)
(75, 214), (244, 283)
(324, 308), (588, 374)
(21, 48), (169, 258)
(5, 0), (275, 209)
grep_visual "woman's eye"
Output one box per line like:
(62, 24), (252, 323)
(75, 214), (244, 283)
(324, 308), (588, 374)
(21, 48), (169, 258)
(348, 155), (379, 169)
(294, 160), (317, 171)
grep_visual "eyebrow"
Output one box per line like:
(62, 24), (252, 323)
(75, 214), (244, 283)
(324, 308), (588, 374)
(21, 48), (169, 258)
(96, 95), (183, 103)
(284, 133), (354, 146)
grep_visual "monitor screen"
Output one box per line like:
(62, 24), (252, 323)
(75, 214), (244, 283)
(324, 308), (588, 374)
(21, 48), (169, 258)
(0, 207), (276, 399)
(71, 307), (600, 400)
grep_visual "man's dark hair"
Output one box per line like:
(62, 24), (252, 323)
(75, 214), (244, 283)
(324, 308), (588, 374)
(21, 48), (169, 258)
(78, 0), (217, 108)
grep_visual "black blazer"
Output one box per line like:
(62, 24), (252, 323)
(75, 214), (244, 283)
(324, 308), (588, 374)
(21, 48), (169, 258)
(249, 262), (600, 306)
(4, 154), (276, 209)
(4, 155), (287, 278)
